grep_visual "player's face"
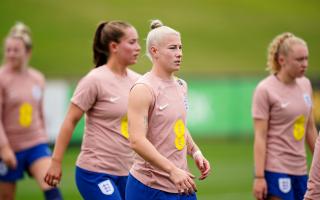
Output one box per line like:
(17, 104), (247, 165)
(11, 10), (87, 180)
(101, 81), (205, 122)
(116, 27), (141, 66)
(281, 43), (308, 78)
(4, 38), (30, 70)
(157, 34), (182, 73)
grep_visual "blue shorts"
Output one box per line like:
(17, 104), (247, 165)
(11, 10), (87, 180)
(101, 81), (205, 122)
(0, 143), (51, 182)
(126, 174), (197, 200)
(75, 166), (128, 200)
(265, 170), (308, 200)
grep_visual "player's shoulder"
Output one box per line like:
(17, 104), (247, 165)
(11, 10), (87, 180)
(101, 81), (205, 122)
(136, 72), (152, 84)
(255, 75), (275, 90)
(82, 67), (105, 82)
(127, 68), (141, 80)
(175, 76), (187, 87)
(28, 67), (45, 81)
(297, 76), (311, 85)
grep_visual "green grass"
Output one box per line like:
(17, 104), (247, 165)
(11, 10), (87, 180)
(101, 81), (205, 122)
(0, 0), (320, 79)
(15, 138), (255, 200)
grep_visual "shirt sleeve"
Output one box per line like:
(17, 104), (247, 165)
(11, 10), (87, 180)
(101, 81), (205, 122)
(71, 75), (99, 112)
(252, 84), (270, 120)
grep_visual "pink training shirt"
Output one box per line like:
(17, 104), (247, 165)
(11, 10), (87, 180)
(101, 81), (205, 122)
(130, 72), (189, 193)
(0, 66), (48, 152)
(304, 135), (320, 199)
(252, 75), (313, 175)
(73, 66), (140, 176)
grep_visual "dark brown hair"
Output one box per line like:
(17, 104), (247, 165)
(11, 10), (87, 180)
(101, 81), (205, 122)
(93, 21), (132, 68)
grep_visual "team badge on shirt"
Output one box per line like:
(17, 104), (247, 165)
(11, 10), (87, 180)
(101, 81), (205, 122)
(32, 85), (42, 101)
(98, 179), (114, 195)
(278, 178), (291, 193)
(303, 94), (312, 108)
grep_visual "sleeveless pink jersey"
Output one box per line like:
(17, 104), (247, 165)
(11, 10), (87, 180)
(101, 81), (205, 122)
(0, 66), (48, 152)
(304, 136), (320, 199)
(130, 72), (190, 193)
(252, 75), (313, 175)
(72, 66), (140, 176)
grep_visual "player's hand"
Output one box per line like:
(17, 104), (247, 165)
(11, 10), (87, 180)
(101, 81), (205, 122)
(169, 167), (197, 195)
(194, 153), (211, 180)
(44, 158), (62, 187)
(0, 145), (17, 169)
(253, 177), (267, 200)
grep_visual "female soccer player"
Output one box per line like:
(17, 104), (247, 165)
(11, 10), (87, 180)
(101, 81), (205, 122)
(252, 32), (318, 200)
(126, 19), (211, 200)
(0, 22), (63, 200)
(44, 20), (141, 200)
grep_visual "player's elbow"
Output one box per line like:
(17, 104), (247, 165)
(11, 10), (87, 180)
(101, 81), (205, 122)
(129, 134), (142, 152)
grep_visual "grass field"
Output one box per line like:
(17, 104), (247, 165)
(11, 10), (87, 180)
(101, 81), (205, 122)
(0, 0), (320, 78)
(15, 138), (256, 200)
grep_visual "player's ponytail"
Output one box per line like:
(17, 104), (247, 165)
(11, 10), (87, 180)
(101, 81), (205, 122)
(93, 22), (109, 68)
(93, 21), (132, 68)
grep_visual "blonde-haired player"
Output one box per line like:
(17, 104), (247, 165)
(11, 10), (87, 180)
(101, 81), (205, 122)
(252, 32), (317, 200)
(126, 19), (210, 200)
(0, 22), (63, 200)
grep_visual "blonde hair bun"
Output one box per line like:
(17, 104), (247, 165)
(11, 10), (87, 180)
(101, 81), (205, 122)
(10, 22), (31, 36)
(150, 19), (163, 30)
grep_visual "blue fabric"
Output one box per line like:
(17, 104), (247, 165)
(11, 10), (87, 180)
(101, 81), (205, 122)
(44, 187), (63, 200)
(0, 143), (51, 182)
(265, 170), (308, 200)
(125, 174), (197, 200)
(75, 166), (128, 200)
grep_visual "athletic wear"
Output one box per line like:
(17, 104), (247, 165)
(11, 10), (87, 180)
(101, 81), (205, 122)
(72, 66), (140, 176)
(265, 170), (307, 200)
(126, 173), (196, 200)
(0, 143), (51, 182)
(75, 166), (128, 200)
(0, 66), (48, 151)
(130, 72), (190, 193)
(252, 75), (313, 175)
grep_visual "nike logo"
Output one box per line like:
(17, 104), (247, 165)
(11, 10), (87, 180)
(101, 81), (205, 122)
(159, 104), (169, 111)
(108, 96), (120, 103)
(281, 102), (290, 108)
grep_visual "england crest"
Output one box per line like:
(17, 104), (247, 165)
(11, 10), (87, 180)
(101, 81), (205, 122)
(278, 178), (291, 193)
(98, 179), (114, 195)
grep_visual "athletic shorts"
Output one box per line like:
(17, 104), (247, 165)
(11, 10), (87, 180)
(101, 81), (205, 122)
(0, 143), (51, 182)
(125, 173), (197, 200)
(265, 170), (308, 200)
(75, 166), (128, 200)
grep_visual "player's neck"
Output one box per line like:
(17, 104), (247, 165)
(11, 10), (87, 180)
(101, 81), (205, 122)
(105, 60), (127, 77)
(151, 66), (174, 81)
(275, 72), (296, 85)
